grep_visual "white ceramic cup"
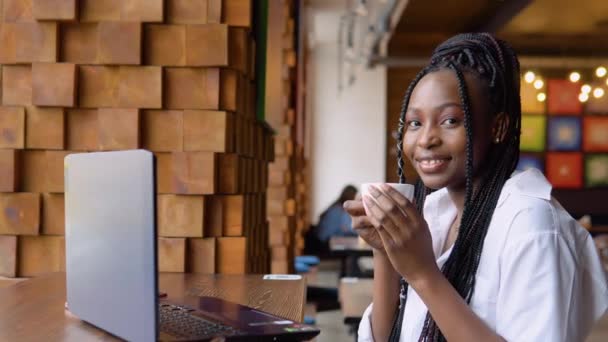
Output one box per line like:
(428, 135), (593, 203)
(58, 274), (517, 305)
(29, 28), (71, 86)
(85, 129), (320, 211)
(360, 183), (415, 216)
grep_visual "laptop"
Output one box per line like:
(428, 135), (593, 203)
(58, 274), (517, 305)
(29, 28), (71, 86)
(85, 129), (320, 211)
(64, 150), (320, 341)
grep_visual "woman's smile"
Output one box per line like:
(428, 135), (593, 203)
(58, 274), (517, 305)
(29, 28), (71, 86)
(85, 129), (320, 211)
(416, 156), (452, 174)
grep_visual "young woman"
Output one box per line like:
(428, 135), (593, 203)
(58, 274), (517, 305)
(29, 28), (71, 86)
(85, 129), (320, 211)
(344, 33), (608, 341)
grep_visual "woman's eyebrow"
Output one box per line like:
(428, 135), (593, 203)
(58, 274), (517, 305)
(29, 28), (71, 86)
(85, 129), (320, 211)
(408, 102), (463, 114)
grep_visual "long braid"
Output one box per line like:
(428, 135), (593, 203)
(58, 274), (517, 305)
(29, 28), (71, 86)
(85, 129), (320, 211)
(392, 33), (522, 341)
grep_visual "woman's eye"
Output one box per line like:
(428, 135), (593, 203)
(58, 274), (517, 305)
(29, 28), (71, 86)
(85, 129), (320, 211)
(407, 121), (421, 128)
(442, 118), (459, 126)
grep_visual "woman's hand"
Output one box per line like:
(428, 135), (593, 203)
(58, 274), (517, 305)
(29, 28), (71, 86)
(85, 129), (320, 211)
(362, 184), (439, 286)
(343, 195), (385, 252)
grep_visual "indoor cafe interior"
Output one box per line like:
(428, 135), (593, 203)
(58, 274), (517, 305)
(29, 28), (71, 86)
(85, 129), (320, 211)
(0, 0), (607, 341)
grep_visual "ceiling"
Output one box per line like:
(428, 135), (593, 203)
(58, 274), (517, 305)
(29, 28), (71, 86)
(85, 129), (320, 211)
(388, 0), (608, 58)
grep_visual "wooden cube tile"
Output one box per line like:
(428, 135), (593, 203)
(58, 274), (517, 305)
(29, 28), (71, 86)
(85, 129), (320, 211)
(45, 150), (70, 193)
(20, 150), (46, 192)
(222, 195), (244, 236)
(17, 235), (65, 277)
(158, 237), (186, 272)
(217, 237), (246, 274)
(166, 0), (207, 24)
(32, 62), (77, 107)
(78, 66), (119, 108)
(187, 238), (215, 273)
(0, 236), (17, 277)
(98, 108), (139, 151)
(0, 192), (40, 235)
(66, 109), (98, 151)
(271, 260), (288, 274)
(79, 0), (122, 22)
(183, 110), (233, 152)
(217, 154), (239, 194)
(203, 196), (223, 237)
(60, 23), (98, 64)
(3, 0), (34, 22)
(0, 22), (56, 63)
(25, 106), (64, 150)
(0, 106), (25, 148)
(271, 246), (287, 261)
(155, 152), (173, 194)
(122, 0), (163, 22)
(98, 22), (141, 65)
(268, 226), (287, 247)
(220, 68), (239, 112)
(164, 67), (219, 110)
(224, 0), (251, 27)
(32, 0), (76, 20)
(0, 149), (20, 193)
(118, 66), (162, 108)
(2, 65), (31, 106)
(42, 193), (64, 235)
(268, 215), (289, 232)
(171, 152), (216, 194)
(157, 194), (204, 237)
(142, 110), (183, 152)
(228, 27), (249, 73)
(144, 24), (186, 66)
(185, 24), (228, 66)
(207, 0), (222, 23)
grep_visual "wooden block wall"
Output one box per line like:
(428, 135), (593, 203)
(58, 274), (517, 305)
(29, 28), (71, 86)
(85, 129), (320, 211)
(265, 0), (310, 273)
(0, 0), (274, 278)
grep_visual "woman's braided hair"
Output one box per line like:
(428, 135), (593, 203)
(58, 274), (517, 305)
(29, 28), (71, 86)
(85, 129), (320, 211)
(393, 33), (522, 341)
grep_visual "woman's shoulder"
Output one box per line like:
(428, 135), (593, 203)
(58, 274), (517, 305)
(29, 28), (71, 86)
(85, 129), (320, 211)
(493, 168), (577, 238)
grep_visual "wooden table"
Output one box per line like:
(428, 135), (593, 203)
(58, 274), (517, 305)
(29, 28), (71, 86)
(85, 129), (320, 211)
(329, 236), (373, 277)
(0, 272), (306, 341)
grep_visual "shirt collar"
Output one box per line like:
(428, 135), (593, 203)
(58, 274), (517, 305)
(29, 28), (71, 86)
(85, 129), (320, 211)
(423, 168), (552, 214)
(496, 168), (552, 207)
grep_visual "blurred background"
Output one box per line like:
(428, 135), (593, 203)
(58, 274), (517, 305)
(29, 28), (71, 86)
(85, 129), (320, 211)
(0, 0), (607, 341)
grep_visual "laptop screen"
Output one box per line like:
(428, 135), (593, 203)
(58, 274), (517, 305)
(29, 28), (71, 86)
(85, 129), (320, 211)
(64, 150), (158, 341)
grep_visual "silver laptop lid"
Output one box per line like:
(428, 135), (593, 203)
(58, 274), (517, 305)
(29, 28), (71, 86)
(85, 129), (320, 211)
(65, 150), (157, 342)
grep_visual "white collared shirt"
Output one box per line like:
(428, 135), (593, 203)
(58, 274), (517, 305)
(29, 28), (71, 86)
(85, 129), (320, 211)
(358, 168), (608, 341)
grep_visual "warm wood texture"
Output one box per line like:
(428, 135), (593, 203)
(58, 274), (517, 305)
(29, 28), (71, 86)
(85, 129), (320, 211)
(0, 0), (274, 279)
(0, 272), (306, 341)
(339, 277), (373, 318)
(24, 106), (64, 150)
(187, 237), (215, 273)
(0, 192), (40, 235)
(41, 193), (65, 235)
(0, 106), (25, 149)
(0, 149), (19, 192)
(17, 236), (65, 277)
(157, 194), (204, 237)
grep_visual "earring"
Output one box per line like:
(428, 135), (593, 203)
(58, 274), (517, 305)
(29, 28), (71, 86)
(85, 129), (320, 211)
(494, 137), (500, 143)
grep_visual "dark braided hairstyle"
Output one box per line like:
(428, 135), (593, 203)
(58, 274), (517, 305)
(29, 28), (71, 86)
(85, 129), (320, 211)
(392, 33), (522, 341)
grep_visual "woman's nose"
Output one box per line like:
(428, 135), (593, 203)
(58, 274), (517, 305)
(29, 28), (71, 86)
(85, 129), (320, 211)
(417, 125), (441, 148)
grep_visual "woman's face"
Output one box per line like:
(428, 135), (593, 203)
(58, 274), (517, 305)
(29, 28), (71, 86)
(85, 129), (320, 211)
(402, 69), (495, 191)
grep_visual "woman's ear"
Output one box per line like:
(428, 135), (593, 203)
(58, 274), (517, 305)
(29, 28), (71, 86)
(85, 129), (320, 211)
(492, 112), (509, 143)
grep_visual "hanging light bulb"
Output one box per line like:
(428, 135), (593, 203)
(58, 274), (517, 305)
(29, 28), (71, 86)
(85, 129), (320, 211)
(533, 79), (544, 90)
(581, 84), (592, 94)
(524, 71), (535, 83)
(579, 93), (589, 102)
(537, 92), (546, 102)
(593, 87), (605, 98)
(569, 72), (581, 82)
(596, 66), (607, 78)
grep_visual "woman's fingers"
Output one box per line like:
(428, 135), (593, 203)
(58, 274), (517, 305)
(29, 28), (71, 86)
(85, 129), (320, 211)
(351, 215), (373, 230)
(343, 199), (366, 216)
(379, 184), (418, 220)
(362, 194), (399, 244)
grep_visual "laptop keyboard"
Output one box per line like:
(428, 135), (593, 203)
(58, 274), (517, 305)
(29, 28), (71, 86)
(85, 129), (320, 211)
(159, 303), (243, 338)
